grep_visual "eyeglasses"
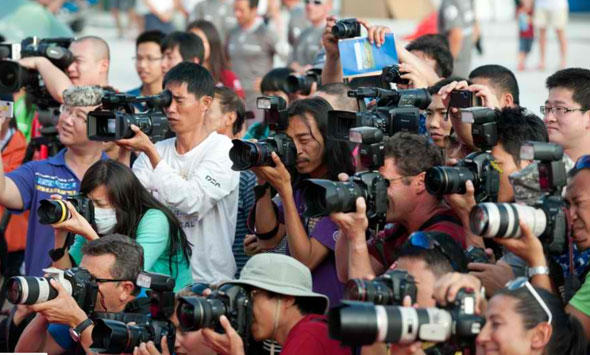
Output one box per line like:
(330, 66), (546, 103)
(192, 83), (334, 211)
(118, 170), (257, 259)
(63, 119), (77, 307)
(540, 105), (587, 118)
(304, 0), (324, 4)
(407, 231), (460, 271)
(59, 105), (88, 123)
(505, 277), (552, 325)
(385, 175), (408, 185)
(132, 56), (163, 63)
(95, 277), (132, 284)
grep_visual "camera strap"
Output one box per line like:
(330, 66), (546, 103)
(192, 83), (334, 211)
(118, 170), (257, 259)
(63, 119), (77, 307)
(48, 232), (76, 262)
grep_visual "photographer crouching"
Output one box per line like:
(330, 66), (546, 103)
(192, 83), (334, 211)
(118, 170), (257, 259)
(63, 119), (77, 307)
(14, 234), (145, 354)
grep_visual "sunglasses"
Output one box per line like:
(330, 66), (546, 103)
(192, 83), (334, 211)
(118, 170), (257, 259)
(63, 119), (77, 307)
(570, 155), (590, 177)
(505, 277), (552, 324)
(407, 231), (460, 271)
(304, 0), (324, 4)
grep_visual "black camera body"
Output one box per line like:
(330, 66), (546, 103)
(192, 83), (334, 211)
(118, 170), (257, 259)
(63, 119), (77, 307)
(7, 267), (98, 314)
(449, 90), (483, 109)
(345, 269), (417, 305)
(177, 284), (252, 340)
(229, 96), (296, 170)
(425, 151), (500, 203)
(87, 90), (172, 142)
(461, 107), (499, 151)
(469, 142), (568, 255)
(37, 195), (95, 225)
(90, 272), (176, 354)
(465, 246), (490, 264)
(380, 64), (409, 86)
(285, 69), (322, 95)
(332, 18), (361, 39)
(328, 289), (484, 347)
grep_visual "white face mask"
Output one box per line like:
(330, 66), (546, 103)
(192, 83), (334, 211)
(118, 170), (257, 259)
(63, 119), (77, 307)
(94, 206), (117, 235)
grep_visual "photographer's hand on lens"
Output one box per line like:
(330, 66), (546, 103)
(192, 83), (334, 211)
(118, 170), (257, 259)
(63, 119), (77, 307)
(116, 125), (160, 168)
(432, 272), (485, 314)
(330, 197), (369, 244)
(51, 197), (99, 241)
(493, 221), (546, 268)
(398, 62), (428, 89)
(468, 260), (514, 297)
(386, 295), (425, 355)
(250, 152), (292, 197)
(201, 315), (245, 355)
(444, 180), (476, 220)
(133, 336), (170, 355)
(29, 278), (89, 328)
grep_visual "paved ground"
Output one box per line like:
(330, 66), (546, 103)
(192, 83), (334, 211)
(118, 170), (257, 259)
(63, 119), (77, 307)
(81, 10), (590, 114)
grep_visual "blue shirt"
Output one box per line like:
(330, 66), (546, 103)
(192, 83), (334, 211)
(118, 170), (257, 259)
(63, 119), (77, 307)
(6, 148), (108, 276)
(126, 86), (148, 112)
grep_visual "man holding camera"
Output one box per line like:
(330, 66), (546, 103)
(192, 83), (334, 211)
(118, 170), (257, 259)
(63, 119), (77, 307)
(249, 97), (354, 306)
(199, 253), (351, 355)
(333, 133), (466, 282)
(15, 234), (145, 354)
(127, 62), (240, 285)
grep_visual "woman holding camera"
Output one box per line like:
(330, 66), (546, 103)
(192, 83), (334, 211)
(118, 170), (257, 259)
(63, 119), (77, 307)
(51, 159), (192, 291)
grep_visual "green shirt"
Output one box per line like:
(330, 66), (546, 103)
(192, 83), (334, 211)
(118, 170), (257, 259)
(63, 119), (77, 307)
(69, 209), (192, 292)
(570, 272), (590, 315)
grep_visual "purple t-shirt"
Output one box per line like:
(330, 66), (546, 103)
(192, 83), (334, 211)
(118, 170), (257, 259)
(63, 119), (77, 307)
(6, 149), (108, 276)
(277, 189), (344, 307)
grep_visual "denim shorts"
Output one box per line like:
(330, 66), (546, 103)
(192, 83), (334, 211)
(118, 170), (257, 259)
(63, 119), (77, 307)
(519, 37), (534, 53)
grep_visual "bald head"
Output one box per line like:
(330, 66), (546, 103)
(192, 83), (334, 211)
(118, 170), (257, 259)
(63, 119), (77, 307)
(67, 36), (110, 86)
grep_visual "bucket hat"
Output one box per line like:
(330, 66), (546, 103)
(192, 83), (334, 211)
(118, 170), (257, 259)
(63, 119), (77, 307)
(220, 253), (329, 314)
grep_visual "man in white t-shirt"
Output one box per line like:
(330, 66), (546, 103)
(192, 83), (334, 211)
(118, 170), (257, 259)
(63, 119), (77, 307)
(118, 62), (240, 284)
(535, 0), (569, 70)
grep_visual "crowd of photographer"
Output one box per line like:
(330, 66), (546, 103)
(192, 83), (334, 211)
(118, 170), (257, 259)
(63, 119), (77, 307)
(1, 0), (590, 354)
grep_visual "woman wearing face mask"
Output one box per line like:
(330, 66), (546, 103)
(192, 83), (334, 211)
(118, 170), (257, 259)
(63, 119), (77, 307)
(50, 159), (192, 291)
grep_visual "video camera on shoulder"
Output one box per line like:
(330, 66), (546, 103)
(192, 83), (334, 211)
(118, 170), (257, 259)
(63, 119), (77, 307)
(329, 288), (484, 347)
(87, 90), (172, 142)
(229, 96), (297, 170)
(6, 267), (98, 314)
(90, 272), (176, 353)
(469, 142), (568, 255)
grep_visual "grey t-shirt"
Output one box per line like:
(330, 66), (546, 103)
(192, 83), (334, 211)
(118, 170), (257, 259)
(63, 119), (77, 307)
(287, 6), (309, 47)
(191, 0), (237, 42)
(290, 25), (324, 67)
(438, 0), (475, 78)
(227, 20), (278, 121)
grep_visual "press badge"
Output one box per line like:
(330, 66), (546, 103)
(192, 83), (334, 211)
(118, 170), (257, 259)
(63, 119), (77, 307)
(0, 101), (14, 118)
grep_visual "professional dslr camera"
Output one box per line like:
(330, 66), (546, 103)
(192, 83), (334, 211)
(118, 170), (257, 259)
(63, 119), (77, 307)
(332, 18), (361, 39)
(6, 267), (98, 314)
(345, 269), (417, 305)
(87, 90), (172, 142)
(329, 289), (484, 348)
(229, 96), (297, 170)
(176, 284), (252, 347)
(469, 142), (568, 255)
(285, 69), (321, 95)
(425, 107), (500, 203)
(90, 272), (176, 353)
(37, 194), (95, 225)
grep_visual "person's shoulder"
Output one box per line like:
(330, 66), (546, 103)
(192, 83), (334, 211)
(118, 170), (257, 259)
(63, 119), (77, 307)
(142, 208), (168, 221)
(154, 137), (177, 150)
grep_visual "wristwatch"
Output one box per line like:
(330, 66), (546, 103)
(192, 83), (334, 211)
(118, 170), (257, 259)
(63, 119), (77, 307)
(69, 318), (93, 342)
(527, 266), (550, 279)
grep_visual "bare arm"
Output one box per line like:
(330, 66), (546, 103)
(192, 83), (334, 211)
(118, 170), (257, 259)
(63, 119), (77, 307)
(566, 304), (590, 340)
(15, 315), (65, 355)
(320, 16), (343, 84)
(18, 57), (72, 104)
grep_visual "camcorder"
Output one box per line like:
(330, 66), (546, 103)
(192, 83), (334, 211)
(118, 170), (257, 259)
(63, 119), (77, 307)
(329, 289), (484, 348)
(301, 127), (389, 227)
(469, 142), (569, 255)
(345, 270), (417, 305)
(0, 37), (74, 138)
(332, 18), (361, 39)
(176, 283), (253, 349)
(425, 107), (500, 203)
(87, 90), (172, 142)
(90, 272), (176, 353)
(285, 69), (321, 95)
(6, 267), (98, 314)
(229, 96), (297, 170)
(37, 194), (95, 225)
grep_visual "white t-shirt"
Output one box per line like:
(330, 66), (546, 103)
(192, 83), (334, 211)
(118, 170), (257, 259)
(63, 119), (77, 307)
(535, 0), (568, 10)
(133, 132), (240, 284)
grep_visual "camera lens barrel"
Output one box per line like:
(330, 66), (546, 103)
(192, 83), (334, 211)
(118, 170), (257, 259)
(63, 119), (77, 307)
(37, 199), (70, 225)
(469, 203), (547, 238)
(177, 297), (227, 332)
(6, 275), (71, 305)
(425, 166), (476, 196)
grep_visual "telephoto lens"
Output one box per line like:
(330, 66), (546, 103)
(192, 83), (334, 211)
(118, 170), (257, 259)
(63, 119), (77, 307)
(425, 165), (476, 195)
(176, 296), (228, 331)
(301, 179), (362, 217)
(331, 18), (361, 39)
(90, 318), (175, 354)
(37, 195), (95, 225)
(469, 202), (547, 239)
(345, 270), (417, 305)
(229, 133), (297, 171)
